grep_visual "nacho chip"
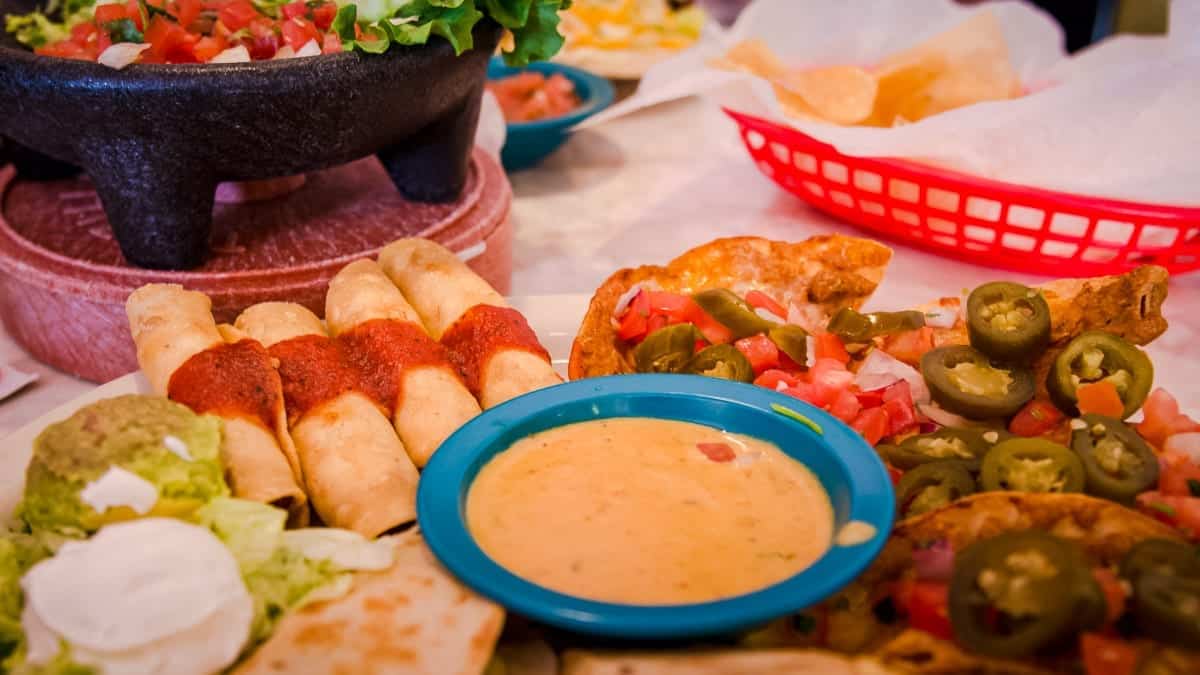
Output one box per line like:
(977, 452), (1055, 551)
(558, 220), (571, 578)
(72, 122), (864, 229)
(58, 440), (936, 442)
(568, 235), (893, 381)
(863, 54), (947, 127)
(775, 66), (879, 126)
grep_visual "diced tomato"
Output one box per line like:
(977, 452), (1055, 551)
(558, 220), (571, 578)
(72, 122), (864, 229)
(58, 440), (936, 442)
(171, 0), (203, 29)
(745, 290), (787, 320)
(855, 389), (886, 408)
(281, 16), (319, 49)
(1091, 568), (1126, 626)
(244, 17), (279, 60)
(1159, 451), (1200, 497)
(687, 303), (733, 346)
(888, 464), (904, 486)
(852, 407), (890, 446)
(144, 15), (199, 62)
(881, 326), (936, 367)
(893, 579), (954, 641)
(813, 333), (850, 365)
(1139, 388), (1200, 448)
(93, 3), (128, 25)
(616, 308), (648, 342)
(883, 380), (913, 405)
(1080, 633), (1139, 675)
(754, 369), (801, 391)
(783, 383), (824, 408)
(321, 31), (342, 53)
(735, 335), (779, 375)
(310, 0), (336, 30)
(69, 21), (96, 45)
(884, 397), (918, 437)
(1136, 492), (1200, 540)
(646, 314), (668, 336)
(1009, 399), (1065, 437)
(35, 40), (90, 59)
(696, 442), (735, 462)
(810, 359), (854, 406)
(778, 351), (804, 372)
(1077, 381), (1125, 418)
(627, 288), (650, 318)
(645, 291), (689, 322)
(218, 0), (259, 31)
(125, 0), (144, 29)
(192, 35), (227, 61)
(281, 0), (308, 19)
(829, 389), (862, 423)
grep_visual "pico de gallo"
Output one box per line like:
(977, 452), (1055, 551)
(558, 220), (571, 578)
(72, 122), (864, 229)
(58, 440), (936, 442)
(5, 0), (573, 67)
(487, 71), (582, 123)
(612, 279), (1200, 540)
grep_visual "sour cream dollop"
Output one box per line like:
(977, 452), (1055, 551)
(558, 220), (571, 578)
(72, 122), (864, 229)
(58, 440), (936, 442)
(21, 518), (252, 675)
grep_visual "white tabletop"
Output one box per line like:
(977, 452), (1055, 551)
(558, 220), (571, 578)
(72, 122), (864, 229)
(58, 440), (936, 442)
(2, 96), (1198, 435)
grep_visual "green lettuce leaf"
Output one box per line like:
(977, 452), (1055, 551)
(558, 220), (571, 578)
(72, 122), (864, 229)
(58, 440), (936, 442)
(501, 0), (563, 66)
(4, 644), (96, 675)
(4, 12), (69, 48)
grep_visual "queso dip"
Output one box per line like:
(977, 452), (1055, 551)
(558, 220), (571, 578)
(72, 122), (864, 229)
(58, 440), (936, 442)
(466, 417), (834, 605)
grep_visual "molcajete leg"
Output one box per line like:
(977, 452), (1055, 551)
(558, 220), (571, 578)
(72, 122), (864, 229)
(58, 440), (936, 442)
(376, 88), (484, 204)
(79, 140), (216, 270)
(1, 137), (81, 181)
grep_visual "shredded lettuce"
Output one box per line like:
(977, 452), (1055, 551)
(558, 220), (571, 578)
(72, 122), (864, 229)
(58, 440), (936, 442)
(195, 499), (355, 644)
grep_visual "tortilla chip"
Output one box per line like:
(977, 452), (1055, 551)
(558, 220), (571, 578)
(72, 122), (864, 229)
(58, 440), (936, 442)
(234, 530), (504, 675)
(844, 493), (1180, 673)
(561, 649), (895, 675)
(568, 235), (893, 380)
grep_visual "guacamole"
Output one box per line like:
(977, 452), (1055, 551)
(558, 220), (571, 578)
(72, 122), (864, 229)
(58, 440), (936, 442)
(20, 395), (228, 537)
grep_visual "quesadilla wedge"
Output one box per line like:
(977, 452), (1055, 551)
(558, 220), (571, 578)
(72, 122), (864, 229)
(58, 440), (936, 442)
(568, 235), (894, 380)
(751, 493), (1199, 674)
(234, 529), (504, 675)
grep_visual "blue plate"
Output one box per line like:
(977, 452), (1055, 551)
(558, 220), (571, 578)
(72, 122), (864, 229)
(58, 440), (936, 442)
(418, 374), (895, 640)
(487, 57), (615, 171)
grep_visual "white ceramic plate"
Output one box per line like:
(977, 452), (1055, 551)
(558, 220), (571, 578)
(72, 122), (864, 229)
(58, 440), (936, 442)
(0, 294), (591, 520)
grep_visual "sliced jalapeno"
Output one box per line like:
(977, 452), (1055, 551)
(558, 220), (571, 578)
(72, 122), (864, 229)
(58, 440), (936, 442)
(1071, 414), (1159, 503)
(1120, 539), (1200, 585)
(980, 438), (1085, 494)
(685, 344), (754, 383)
(949, 531), (1104, 658)
(966, 282), (1051, 362)
(768, 325), (809, 367)
(1049, 331), (1153, 419)
(827, 308), (926, 344)
(885, 428), (1010, 472)
(1132, 573), (1200, 648)
(633, 324), (701, 374)
(896, 461), (976, 518)
(692, 288), (777, 340)
(921, 346), (1035, 419)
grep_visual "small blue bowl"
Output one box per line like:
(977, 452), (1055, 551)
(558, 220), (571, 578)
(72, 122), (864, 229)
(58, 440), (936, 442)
(487, 57), (615, 171)
(418, 374), (895, 640)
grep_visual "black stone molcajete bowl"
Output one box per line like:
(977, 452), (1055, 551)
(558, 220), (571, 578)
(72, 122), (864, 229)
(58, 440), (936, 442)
(0, 0), (501, 269)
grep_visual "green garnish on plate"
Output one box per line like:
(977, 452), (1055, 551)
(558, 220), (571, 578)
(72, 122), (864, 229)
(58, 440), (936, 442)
(770, 403), (824, 435)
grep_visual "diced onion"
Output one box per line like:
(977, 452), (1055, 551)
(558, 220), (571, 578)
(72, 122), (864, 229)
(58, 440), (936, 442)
(755, 307), (785, 324)
(97, 43), (151, 70)
(787, 303), (826, 334)
(924, 306), (958, 329)
(917, 402), (987, 429)
(805, 335), (816, 369)
(855, 349), (931, 404)
(912, 540), (954, 581)
(211, 45), (251, 63)
(612, 283), (644, 319)
(1165, 433), (1200, 464)
(295, 39), (321, 58)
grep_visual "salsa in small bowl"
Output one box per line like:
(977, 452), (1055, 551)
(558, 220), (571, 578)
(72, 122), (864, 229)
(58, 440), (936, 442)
(418, 374), (895, 640)
(485, 56), (614, 171)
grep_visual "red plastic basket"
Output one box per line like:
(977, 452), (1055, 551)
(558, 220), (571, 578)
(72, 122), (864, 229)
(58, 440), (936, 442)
(727, 109), (1200, 276)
